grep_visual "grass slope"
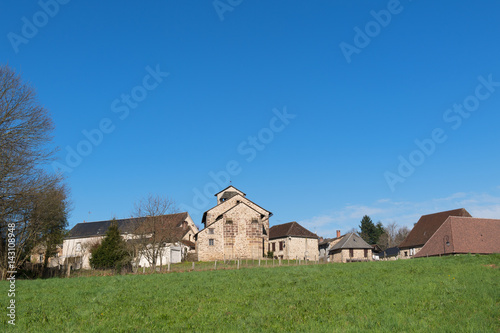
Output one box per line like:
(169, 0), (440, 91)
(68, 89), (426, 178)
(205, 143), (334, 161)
(1, 254), (499, 332)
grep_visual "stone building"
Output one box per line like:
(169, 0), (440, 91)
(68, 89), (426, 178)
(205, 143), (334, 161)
(328, 233), (373, 263)
(318, 230), (343, 262)
(268, 222), (318, 260)
(195, 186), (272, 261)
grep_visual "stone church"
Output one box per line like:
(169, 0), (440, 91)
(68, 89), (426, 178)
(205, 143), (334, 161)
(195, 186), (272, 261)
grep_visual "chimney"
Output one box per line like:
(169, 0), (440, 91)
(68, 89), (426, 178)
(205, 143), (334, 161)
(336, 230), (341, 238)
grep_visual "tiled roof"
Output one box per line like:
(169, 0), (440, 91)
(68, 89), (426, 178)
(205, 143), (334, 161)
(330, 233), (372, 250)
(399, 208), (471, 249)
(68, 212), (189, 239)
(269, 222), (318, 240)
(414, 217), (500, 257)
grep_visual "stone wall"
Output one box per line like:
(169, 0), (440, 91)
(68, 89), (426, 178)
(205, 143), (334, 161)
(269, 237), (319, 260)
(398, 246), (421, 259)
(330, 248), (372, 263)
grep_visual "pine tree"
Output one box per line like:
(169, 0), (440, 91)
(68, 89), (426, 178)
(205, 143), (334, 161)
(359, 215), (384, 245)
(89, 221), (129, 270)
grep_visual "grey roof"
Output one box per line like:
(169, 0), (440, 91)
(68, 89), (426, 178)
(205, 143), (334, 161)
(330, 233), (372, 251)
(67, 212), (189, 239)
(379, 246), (400, 258)
(221, 191), (238, 200)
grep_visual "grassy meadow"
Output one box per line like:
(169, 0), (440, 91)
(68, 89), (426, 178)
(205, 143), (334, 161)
(1, 254), (499, 332)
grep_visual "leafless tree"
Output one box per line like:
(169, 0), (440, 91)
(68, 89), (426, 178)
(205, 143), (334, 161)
(0, 65), (68, 279)
(131, 194), (182, 271)
(378, 222), (411, 250)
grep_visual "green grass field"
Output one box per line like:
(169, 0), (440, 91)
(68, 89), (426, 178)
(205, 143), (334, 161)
(1, 254), (499, 332)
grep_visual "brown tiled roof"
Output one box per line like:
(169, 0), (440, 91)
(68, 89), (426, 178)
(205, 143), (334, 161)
(269, 222), (318, 240)
(414, 217), (500, 257)
(399, 208), (471, 249)
(181, 240), (196, 249)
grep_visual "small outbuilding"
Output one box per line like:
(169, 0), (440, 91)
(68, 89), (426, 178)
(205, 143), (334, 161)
(268, 222), (318, 260)
(328, 233), (373, 263)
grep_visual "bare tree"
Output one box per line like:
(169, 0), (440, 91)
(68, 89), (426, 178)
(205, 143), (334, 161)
(131, 194), (182, 271)
(395, 226), (410, 246)
(0, 65), (68, 279)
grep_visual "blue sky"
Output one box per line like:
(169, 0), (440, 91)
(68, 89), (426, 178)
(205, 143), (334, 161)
(2, 1), (499, 237)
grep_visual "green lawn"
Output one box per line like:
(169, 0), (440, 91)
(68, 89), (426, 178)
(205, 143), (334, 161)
(1, 254), (499, 332)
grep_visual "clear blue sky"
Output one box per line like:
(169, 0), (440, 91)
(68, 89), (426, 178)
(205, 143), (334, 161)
(2, 1), (499, 237)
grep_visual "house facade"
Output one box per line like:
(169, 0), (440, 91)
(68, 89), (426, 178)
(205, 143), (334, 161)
(195, 186), (272, 261)
(268, 222), (318, 260)
(63, 212), (198, 269)
(329, 233), (373, 263)
(398, 208), (471, 259)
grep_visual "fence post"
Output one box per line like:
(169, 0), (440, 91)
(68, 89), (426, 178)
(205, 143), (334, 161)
(237, 260), (240, 270)
(167, 262), (171, 272)
(214, 260), (217, 270)
(273, 258), (275, 266)
(192, 262), (195, 271)
(259, 258), (261, 266)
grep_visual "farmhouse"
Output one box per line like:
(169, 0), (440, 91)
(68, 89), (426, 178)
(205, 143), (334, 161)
(195, 186), (272, 261)
(63, 212), (198, 269)
(398, 208), (471, 259)
(414, 217), (500, 258)
(328, 232), (373, 263)
(268, 222), (318, 260)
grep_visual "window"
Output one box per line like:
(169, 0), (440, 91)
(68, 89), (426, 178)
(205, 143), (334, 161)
(251, 218), (258, 224)
(268, 243), (270, 252)
(209, 239), (214, 246)
(76, 242), (82, 252)
(208, 228), (214, 234)
(226, 218), (233, 224)
(364, 249), (368, 258)
(39, 254), (43, 262)
(349, 249), (354, 257)
(272, 242), (276, 252)
(404, 251), (408, 257)
(279, 241), (283, 251)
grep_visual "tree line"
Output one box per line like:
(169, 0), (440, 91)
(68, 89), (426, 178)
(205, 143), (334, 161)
(0, 65), (69, 279)
(357, 215), (410, 250)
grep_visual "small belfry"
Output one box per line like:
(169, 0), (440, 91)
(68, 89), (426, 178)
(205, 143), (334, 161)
(195, 186), (272, 261)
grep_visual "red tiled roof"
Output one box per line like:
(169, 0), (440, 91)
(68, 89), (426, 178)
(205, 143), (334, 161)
(414, 217), (500, 257)
(269, 222), (318, 240)
(399, 208), (471, 249)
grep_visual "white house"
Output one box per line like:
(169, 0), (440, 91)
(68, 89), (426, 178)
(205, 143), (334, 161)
(62, 212), (198, 269)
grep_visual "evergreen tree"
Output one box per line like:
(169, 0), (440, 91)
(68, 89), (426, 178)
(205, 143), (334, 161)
(359, 215), (384, 245)
(90, 221), (129, 270)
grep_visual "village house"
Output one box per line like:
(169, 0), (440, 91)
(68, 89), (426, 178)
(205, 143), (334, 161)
(398, 208), (471, 259)
(328, 232), (373, 263)
(318, 230), (343, 262)
(414, 217), (500, 258)
(268, 222), (318, 260)
(195, 186), (272, 261)
(29, 244), (64, 268)
(63, 212), (198, 269)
